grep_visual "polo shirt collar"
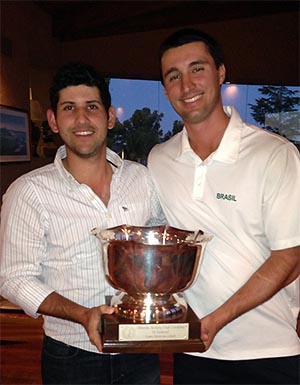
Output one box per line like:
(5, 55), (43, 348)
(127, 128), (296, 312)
(176, 106), (243, 164)
(214, 106), (243, 163)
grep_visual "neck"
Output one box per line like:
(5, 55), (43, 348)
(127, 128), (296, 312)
(63, 151), (113, 206)
(185, 110), (230, 160)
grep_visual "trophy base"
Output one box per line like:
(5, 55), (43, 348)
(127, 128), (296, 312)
(111, 291), (187, 322)
(100, 303), (205, 353)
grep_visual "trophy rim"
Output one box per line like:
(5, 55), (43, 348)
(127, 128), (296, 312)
(98, 224), (205, 246)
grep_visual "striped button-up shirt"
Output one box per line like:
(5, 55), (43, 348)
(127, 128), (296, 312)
(0, 146), (165, 353)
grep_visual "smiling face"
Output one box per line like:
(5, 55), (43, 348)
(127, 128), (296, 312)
(161, 41), (226, 126)
(47, 84), (116, 159)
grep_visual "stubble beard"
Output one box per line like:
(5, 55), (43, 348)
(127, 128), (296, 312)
(67, 139), (106, 159)
(178, 92), (220, 126)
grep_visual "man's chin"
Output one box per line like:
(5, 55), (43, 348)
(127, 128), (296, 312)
(181, 112), (207, 125)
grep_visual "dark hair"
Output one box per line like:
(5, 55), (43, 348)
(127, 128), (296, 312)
(159, 28), (224, 83)
(49, 62), (111, 115)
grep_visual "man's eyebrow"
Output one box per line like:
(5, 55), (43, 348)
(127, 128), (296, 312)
(86, 99), (102, 104)
(164, 60), (209, 78)
(59, 101), (75, 106)
(189, 60), (209, 67)
(59, 99), (102, 106)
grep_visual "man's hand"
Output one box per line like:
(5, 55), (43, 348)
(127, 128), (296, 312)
(200, 311), (224, 351)
(38, 292), (116, 352)
(81, 305), (116, 351)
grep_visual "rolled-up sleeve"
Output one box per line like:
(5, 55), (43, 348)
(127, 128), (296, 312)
(0, 178), (54, 317)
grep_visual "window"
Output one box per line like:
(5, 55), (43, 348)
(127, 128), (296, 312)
(109, 79), (300, 160)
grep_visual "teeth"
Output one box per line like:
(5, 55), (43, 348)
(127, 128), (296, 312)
(75, 131), (93, 136)
(184, 94), (202, 103)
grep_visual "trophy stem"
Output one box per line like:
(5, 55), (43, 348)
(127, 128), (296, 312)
(111, 291), (187, 323)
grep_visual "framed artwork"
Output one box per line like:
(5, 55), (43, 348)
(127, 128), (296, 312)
(0, 105), (30, 162)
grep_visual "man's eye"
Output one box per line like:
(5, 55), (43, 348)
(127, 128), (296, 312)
(88, 104), (98, 110)
(193, 67), (204, 73)
(63, 105), (74, 111)
(168, 73), (180, 82)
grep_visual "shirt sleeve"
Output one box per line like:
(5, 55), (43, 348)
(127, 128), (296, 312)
(263, 141), (300, 250)
(0, 178), (54, 317)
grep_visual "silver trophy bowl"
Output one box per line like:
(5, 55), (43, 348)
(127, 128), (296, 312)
(92, 225), (209, 323)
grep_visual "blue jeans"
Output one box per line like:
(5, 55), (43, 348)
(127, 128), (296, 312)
(42, 336), (160, 384)
(174, 353), (300, 384)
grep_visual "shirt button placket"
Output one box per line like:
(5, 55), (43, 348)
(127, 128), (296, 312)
(193, 165), (207, 200)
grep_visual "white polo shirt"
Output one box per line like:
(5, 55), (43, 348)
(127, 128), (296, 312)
(148, 106), (300, 360)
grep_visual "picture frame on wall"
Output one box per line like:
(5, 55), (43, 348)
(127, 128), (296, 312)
(0, 105), (31, 162)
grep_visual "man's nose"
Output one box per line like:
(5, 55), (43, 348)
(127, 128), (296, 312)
(75, 108), (89, 123)
(181, 74), (194, 93)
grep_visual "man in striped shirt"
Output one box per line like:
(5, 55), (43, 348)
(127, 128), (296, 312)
(0, 63), (165, 384)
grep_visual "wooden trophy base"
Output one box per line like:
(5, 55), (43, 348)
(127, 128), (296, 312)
(100, 304), (205, 353)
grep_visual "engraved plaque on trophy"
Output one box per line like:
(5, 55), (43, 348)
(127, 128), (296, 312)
(92, 225), (211, 353)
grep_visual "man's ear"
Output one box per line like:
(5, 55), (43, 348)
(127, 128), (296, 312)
(218, 64), (226, 85)
(107, 106), (116, 130)
(47, 109), (59, 133)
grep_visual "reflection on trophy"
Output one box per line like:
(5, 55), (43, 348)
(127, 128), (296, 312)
(92, 225), (211, 353)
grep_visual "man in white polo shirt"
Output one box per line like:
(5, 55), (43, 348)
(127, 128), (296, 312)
(148, 28), (300, 384)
